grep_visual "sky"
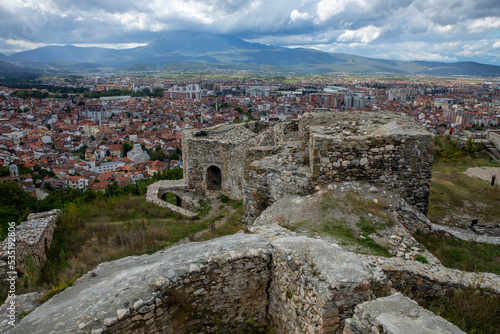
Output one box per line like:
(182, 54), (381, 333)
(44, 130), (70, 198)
(1, 0), (500, 64)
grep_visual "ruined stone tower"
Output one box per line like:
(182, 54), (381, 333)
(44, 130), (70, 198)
(149, 111), (434, 222)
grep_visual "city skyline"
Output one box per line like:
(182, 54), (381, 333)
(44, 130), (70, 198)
(0, 0), (500, 65)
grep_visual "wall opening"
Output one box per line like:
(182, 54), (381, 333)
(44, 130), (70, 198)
(161, 192), (182, 207)
(206, 166), (222, 190)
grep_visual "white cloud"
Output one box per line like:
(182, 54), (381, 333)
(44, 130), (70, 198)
(73, 43), (148, 49)
(115, 12), (150, 31)
(433, 24), (455, 35)
(315, 0), (347, 23)
(467, 17), (500, 33)
(290, 9), (310, 22)
(0, 0), (499, 64)
(4, 39), (47, 51)
(0, 38), (148, 54)
(457, 41), (495, 57)
(337, 25), (382, 43)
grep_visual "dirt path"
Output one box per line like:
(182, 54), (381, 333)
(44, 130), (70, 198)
(464, 167), (500, 183)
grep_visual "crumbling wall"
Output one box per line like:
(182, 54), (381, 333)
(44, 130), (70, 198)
(488, 130), (500, 151)
(308, 121), (433, 214)
(344, 293), (466, 334)
(182, 138), (234, 192)
(242, 144), (313, 224)
(146, 179), (199, 217)
(268, 236), (391, 334)
(9, 233), (273, 334)
(182, 125), (258, 199)
(242, 146), (281, 223)
(107, 251), (271, 334)
(0, 209), (60, 280)
(162, 112), (434, 221)
(375, 257), (500, 304)
(9, 228), (478, 334)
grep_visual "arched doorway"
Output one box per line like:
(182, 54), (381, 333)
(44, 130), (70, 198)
(161, 192), (182, 207)
(206, 166), (222, 190)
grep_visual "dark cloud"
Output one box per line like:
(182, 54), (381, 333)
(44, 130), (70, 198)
(0, 0), (498, 64)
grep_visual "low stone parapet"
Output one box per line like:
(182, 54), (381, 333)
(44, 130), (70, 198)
(365, 256), (500, 303)
(146, 180), (198, 218)
(268, 235), (391, 334)
(146, 193), (198, 218)
(8, 226), (475, 334)
(8, 233), (272, 334)
(429, 223), (500, 245)
(0, 209), (61, 280)
(344, 292), (465, 334)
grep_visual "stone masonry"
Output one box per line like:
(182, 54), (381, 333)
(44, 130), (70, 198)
(146, 180), (198, 218)
(9, 221), (499, 334)
(304, 113), (433, 214)
(268, 236), (391, 333)
(488, 130), (500, 151)
(0, 209), (61, 280)
(149, 111), (434, 223)
(8, 230), (392, 334)
(344, 293), (465, 334)
(8, 113), (473, 334)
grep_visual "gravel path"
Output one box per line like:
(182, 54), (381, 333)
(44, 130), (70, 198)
(464, 167), (500, 183)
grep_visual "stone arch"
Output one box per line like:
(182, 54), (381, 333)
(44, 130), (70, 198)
(161, 192), (182, 207)
(206, 165), (222, 191)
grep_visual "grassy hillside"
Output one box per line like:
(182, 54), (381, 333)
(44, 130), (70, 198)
(7, 194), (243, 305)
(428, 136), (500, 226)
(419, 136), (500, 333)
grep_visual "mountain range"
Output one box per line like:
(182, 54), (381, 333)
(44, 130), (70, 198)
(2, 31), (500, 77)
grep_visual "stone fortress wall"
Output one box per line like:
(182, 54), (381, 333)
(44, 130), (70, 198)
(149, 111), (434, 223)
(181, 123), (270, 200)
(11, 112), (494, 334)
(0, 209), (61, 280)
(488, 129), (500, 150)
(10, 223), (497, 334)
(304, 113), (433, 213)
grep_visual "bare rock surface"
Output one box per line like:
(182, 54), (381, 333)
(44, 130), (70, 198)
(8, 233), (270, 334)
(464, 166), (500, 182)
(344, 293), (465, 334)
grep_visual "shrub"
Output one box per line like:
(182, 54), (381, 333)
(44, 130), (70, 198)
(415, 255), (428, 264)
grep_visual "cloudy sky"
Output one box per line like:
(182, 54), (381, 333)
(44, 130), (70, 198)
(1, 0), (500, 64)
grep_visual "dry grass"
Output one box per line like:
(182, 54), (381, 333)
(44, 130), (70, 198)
(428, 169), (500, 225)
(421, 287), (500, 334)
(28, 195), (245, 299)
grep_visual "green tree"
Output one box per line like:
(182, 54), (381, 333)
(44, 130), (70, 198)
(465, 137), (475, 155)
(148, 145), (166, 162)
(169, 152), (179, 160)
(104, 182), (125, 197)
(0, 182), (33, 238)
(123, 142), (133, 157)
(152, 168), (183, 181)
